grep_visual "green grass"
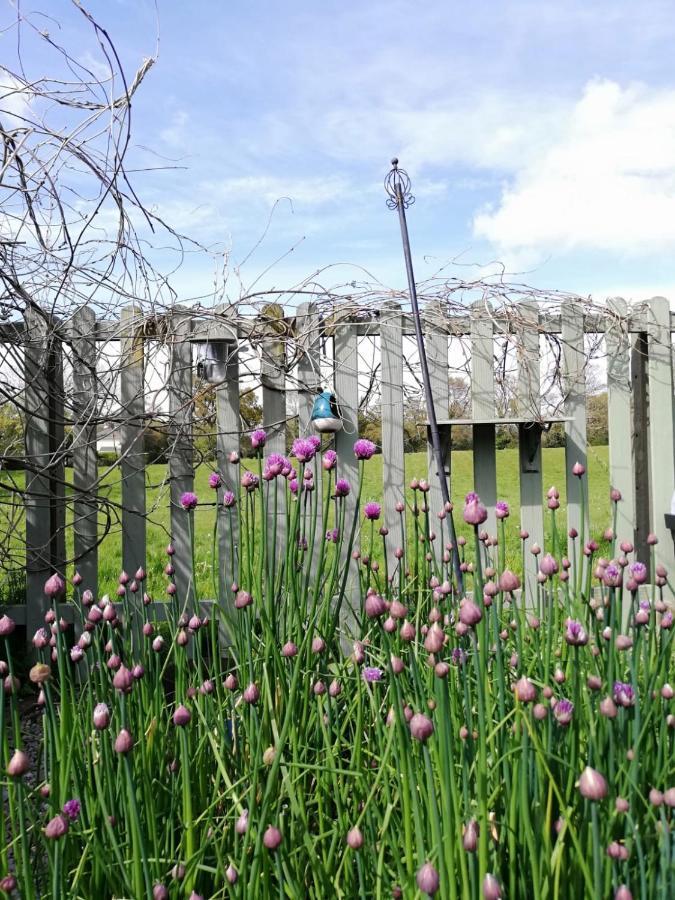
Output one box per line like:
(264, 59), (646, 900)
(0, 446), (612, 601)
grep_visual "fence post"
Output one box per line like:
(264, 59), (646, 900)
(646, 297), (675, 571)
(24, 309), (66, 643)
(260, 308), (287, 557)
(70, 306), (99, 597)
(380, 301), (405, 569)
(424, 302), (450, 520)
(562, 299), (588, 550)
(516, 301), (543, 603)
(631, 326), (650, 568)
(297, 301), (324, 578)
(334, 320), (359, 637)
(168, 311), (195, 612)
(214, 309), (240, 620)
(119, 305), (146, 580)
(471, 300), (497, 534)
(606, 298), (635, 546)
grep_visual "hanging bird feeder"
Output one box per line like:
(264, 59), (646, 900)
(196, 341), (231, 385)
(310, 390), (342, 433)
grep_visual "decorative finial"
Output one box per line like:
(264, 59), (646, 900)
(384, 158), (414, 210)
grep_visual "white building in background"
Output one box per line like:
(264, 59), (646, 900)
(96, 425), (122, 456)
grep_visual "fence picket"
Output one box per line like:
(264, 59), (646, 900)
(261, 316), (287, 557)
(71, 307), (99, 597)
(646, 297), (675, 571)
(168, 312), (195, 612)
(562, 300), (588, 548)
(631, 327), (651, 567)
(424, 302), (450, 520)
(516, 301), (543, 603)
(606, 298), (635, 546)
(334, 321), (359, 636)
(119, 305), (147, 581)
(381, 301), (405, 569)
(297, 302), (324, 578)
(24, 310), (65, 640)
(214, 310), (240, 617)
(471, 300), (497, 534)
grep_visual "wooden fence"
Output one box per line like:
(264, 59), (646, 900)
(5, 295), (675, 642)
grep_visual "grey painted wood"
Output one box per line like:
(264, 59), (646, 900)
(424, 302), (451, 519)
(119, 305), (146, 580)
(214, 310), (240, 619)
(606, 298), (636, 546)
(562, 300), (588, 549)
(646, 297), (675, 571)
(296, 302), (324, 578)
(631, 328), (651, 568)
(380, 301), (405, 569)
(168, 312), (196, 611)
(471, 300), (497, 534)
(70, 307), (99, 598)
(516, 301), (543, 603)
(260, 319), (287, 557)
(24, 310), (65, 641)
(334, 322), (359, 637)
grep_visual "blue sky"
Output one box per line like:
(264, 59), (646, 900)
(5, 0), (675, 305)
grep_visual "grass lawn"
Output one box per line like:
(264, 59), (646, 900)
(0, 445), (613, 602)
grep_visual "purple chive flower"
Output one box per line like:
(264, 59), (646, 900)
(416, 862), (440, 896)
(208, 472), (222, 489)
(62, 799), (81, 821)
(364, 502), (381, 521)
(451, 647), (467, 666)
(629, 561), (647, 584)
(334, 478), (351, 497)
(308, 434), (321, 450)
(564, 618), (589, 646)
(44, 573), (66, 599)
(180, 492), (198, 511)
(603, 563), (622, 588)
(613, 681), (635, 708)
(553, 698), (574, 726)
(264, 453), (288, 478)
(353, 438), (376, 460)
(539, 554), (559, 578)
(362, 667), (383, 684)
(250, 429), (267, 450)
(325, 528), (339, 543)
(289, 479), (299, 494)
(495, 500), (510, 519)
(292, 438), (317, 463)
(241, 471), (259, 491)
(463, 492), (488, 526)
(322, 450), (337, 470)
(223, 490), (236, 508)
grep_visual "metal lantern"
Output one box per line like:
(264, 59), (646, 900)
(196, 341), (230, 385)
(310, 390), (342, 433)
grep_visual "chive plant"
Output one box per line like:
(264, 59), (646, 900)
(0, 437), (672, 898)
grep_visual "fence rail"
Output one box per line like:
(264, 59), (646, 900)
(5, 296), (675, 642)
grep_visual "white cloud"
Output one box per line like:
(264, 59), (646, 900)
(473, 80), (675, 258)
(212, 174), (349, 208)
(160, 109), (189, 147)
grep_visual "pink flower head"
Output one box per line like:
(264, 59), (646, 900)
(364, 592), (387, 618)
(208, 472), (222, 489)
(463, 492), (487, 526)
(334, 478), (351, 497)
(603, 563), (622, 588)
(264, 453), (288, 478)
(613, 681), (635, 708)
(553, 698), (574, 726)
(173, 704), (192, 727)
(353, 438), (376, 460)
(539, 554), (559, 578)
(495, 500), (510, 519)
(180, 492), (198, 511)
(250, 429), (267, 450)
(572, 461), (586, 477)
(416, 862), (440, 896)
(0, 615), (15, 637)
(364, 502), (381, 521)
(499, 570), (520, 593)
(629, 561), (647, 584)
(362, 667), (383, 683)
(45, 814), (69, 840)
(62, 799), (81, 821)
(223, 490), (236, 508)
(44, 573), (65, 599)
(409, 713), (434, 742)
(291, 438), (316, 463)
(322, 450), (337, 470)
(241, 471), (259, 491)
(564, 618), (589, 646)
(578, 766), (608, 801)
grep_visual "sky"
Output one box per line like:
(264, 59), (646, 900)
(3, 0), (675, 307)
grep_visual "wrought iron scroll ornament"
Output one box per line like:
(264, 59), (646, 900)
(384, 158), (415, 210)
